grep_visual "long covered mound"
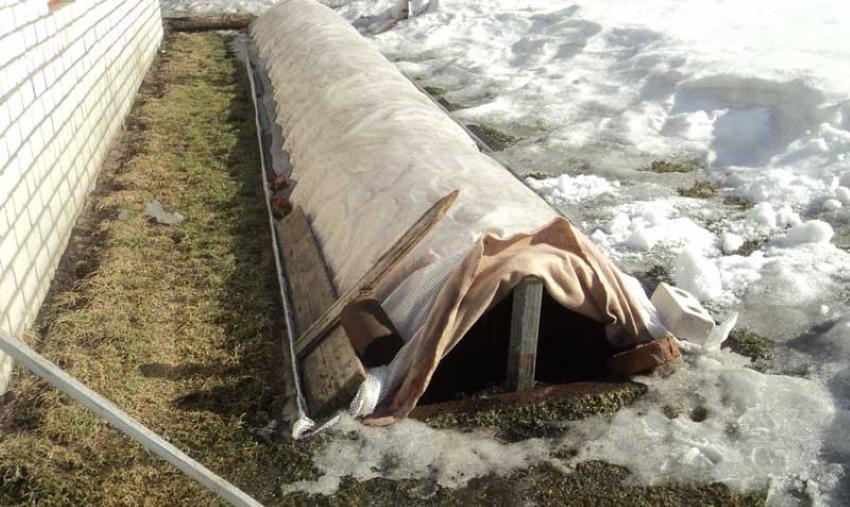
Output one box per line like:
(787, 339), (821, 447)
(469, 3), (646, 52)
(252, 0), (671, 420)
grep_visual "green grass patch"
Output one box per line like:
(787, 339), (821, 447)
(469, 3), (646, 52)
(724, 328), (774, 370)
(424, 383), (647, 442)
(724, 194), (756, 210)
(288, 460), (764, 506)
(637, 264), (674, 294)
(524, 171), (551, 180)
(467, 123), (520, 151)
(423, 84), (447, 96)
(421, 83), (464, 111)
(644, 158), (700, 173)
(679, 180), (718, 199)
(737, 237), (768, 256)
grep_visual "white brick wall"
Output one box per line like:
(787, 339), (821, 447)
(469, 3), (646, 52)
(0, 0), (163, 391)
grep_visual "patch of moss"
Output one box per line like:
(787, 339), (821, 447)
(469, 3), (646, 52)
(644, 158), (700, 173)
(288, 460), (765, 506)
(637, 264), (673, 294)
(524, 171), (550, 180)
(678, 180), (718, 199)
(724, 194), (756, 210)
(466, 123), (520, 151)
(737, 237), (767, 256)
(421, 83), (464, 111)
(423, 382), (647, 442)
(423, 84), (447, 96)
(724, 328), (774, 370)
(522, 461), (765, 506)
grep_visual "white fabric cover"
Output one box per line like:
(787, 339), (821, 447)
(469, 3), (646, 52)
(252, 0), (666, 418)
(252, 0), (558, 332)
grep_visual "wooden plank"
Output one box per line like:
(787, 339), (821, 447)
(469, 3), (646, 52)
(275, 206), (365, 416)
(0, 330), (261, 507)
(606, 334), (680, 376)
(241, 34), (363, 421)
(164, 14), (256, 32)
(302, 327), (365, 419)
(506, 276), (543, 391)
(276, 206), (337, 332)
(295, 190), (458, 358)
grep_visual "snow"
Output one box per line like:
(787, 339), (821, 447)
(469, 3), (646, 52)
(181, 0), (850, 502)
(283, 414), (553, 496)
(588, 199), (717, 255)
(572, 353), (846, 502)
(288, 347), (848, 503)
(780, 220), (835, 245)
(673, 248), (722, 302)
(525, 173), (618, 205)
(836, 187), (850, 206)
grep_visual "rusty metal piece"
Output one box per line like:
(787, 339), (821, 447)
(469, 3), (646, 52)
(271, 195), (293, 218)
(272, 174), (289, 191)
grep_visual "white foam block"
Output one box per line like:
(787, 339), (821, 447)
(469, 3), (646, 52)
(651, 283), (716, 345)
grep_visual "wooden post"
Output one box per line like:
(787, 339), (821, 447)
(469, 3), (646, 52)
(506, 277), (543, 391)
(0, 331), (262, 507)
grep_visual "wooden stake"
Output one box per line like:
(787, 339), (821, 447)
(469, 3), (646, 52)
(0, 331), (262, 507)
(294, 190), (458, 358)
(506, 276), (543, 391)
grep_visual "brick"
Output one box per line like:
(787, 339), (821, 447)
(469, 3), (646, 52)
(0, 268), (16, 304)
(0, 229), (15, 268)
(0, 0), (163, 388)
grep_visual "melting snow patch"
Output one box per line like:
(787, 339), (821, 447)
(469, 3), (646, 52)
(569, 353), (845, 503)
(283, 415), (552, 496)
(590, 200), (716, 255)
(526, 173), (619, 205)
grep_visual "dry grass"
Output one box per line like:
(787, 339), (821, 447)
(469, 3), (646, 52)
(0, 32), (314, 505)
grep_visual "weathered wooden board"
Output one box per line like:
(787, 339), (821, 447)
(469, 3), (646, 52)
(301, 327), (367, 418)
(275, 206), (365, 416)
(277, 206), (337, 332)
(294, 190), (458, 358)
(164, 14), (256, 32)
(606, 334), (680, 376)
(506, 276), (543, 391)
